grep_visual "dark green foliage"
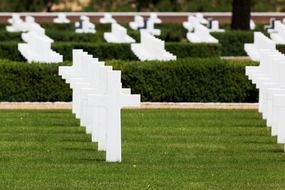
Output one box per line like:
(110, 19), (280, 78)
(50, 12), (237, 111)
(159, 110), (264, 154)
(276, 45), (285, 54)
(0, 42), (25, 61)
(0, 58), (257, 102)
(0, 31), (104, 44)
(52, 42), (221, 61)
(41, 23), (76, 32)
(0, 31), (21, 42)
(47, 31), (104, 43)
(0, 42), (138, 61)
(213, 31), (254, 56)
(0, 42), (220, 61)
(53, 42), (138, 61)
(158, 23), (187, 42)
(109, 58), (258, 102)
(41, 23), (110, 43)
(0, 59), (71, 101)
(166, 42), (221, 58)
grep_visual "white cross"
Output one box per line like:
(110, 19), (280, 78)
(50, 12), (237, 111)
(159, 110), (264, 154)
(88, 71), (140, 162)
(59, 50), (141, 162)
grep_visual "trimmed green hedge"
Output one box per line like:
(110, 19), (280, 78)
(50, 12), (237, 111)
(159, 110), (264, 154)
(166, 43), (221, 58)
(0, 31), (104, 43)
(110, 58), (258, 102)
(0, 59), (71, 101)
(158, 23), (187, 42)
(0, 32), (21, 42)
(0, 58), (257, 102)
(0, 42), (24, 61)
(53, 42), (137, 61)
(212, 31), (253, 56)
(0, 42), (221, 61)
(0, 23), (112, 43)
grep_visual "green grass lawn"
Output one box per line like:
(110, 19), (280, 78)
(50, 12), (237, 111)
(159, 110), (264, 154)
(0, 109), (284, 190)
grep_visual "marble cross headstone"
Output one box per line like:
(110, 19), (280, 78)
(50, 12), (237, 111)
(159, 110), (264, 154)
(54, 13), (70, 24)
(75, 16), (96, 34)
(99, 13), (117, 24)
(149, 13), (162, 24)
(88, 71), (140, 162)
(186, 23), (219, 43)
(131, 30), (176, 61)
(59, 49), (141, 162)
(18, 25), (63, 63)
(129, 15), (145, 30)
(6, 13), (25, 32)
(104, 23), (135, 43)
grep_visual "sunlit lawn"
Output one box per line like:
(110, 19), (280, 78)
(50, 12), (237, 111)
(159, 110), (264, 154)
(0, 109), (284, 190)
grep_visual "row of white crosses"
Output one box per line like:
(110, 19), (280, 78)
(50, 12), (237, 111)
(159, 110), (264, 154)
(269, 20), (285, 45)
(183, 13), (256, 43)
(183, 13), (219, 43)
(129, 14), (176, 61)
(100, 13), (117, 24)
(140, 19), (161, 36)
(6, 14), (40, 33)
(101, 14), (135, 43)
(264, 18), (285, 34)
(187, 23), (219, 43)
(104, 23), (135, 43)
(73, 13), (161, 36)
(103, 13), (163, 45)
(53, 13), (70, 24)
(183, 13), (224, 32)
(129, 15), (145, 30)
(265, 18), (277, 33)
(74, 13), (116, 34)
(18, 24), (63, 63)
(183, 13), (208, 31)
(129, 13), (162, 36)
(131, 30), (176, 61)
(75, 16), (96, 34)
(59, 50), (141, 162)
(207, 19), (225, 32)
(244, 32), (276, 61)
(143, 13), (162, 36)
(245, 32), (285, 146)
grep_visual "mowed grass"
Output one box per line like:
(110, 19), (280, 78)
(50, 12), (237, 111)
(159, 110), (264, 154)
(0, 109), (284, 190)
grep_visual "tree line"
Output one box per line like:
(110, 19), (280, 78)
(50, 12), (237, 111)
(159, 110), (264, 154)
(0, 0), (275, 30)
(0, 0), (284, 12)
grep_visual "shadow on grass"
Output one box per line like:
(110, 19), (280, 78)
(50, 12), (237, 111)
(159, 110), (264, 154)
(64, 146), (98, 152)
(61, 137), (91, 142)
(78, 158), (106, 163)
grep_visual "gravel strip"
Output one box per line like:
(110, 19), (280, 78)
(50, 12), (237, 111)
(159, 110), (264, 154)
(221, 56), (251, 60)
(0, 102), (258, 110)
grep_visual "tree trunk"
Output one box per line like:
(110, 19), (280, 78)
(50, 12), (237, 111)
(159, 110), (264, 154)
(231, 0), (251, 30)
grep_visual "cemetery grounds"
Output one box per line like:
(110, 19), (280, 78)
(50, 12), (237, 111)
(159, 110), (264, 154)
(1, 17), (285, 190)
(0, 108), (285, 189)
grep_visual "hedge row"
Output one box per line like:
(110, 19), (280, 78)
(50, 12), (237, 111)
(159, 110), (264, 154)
(0, 59), (71, 101)
(0, 42), (221, 61)
(212, 31), (253, 56)
(0, 23), (254, 56)
(0, 58), (258, 102)
(110, 58), (258, 102)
